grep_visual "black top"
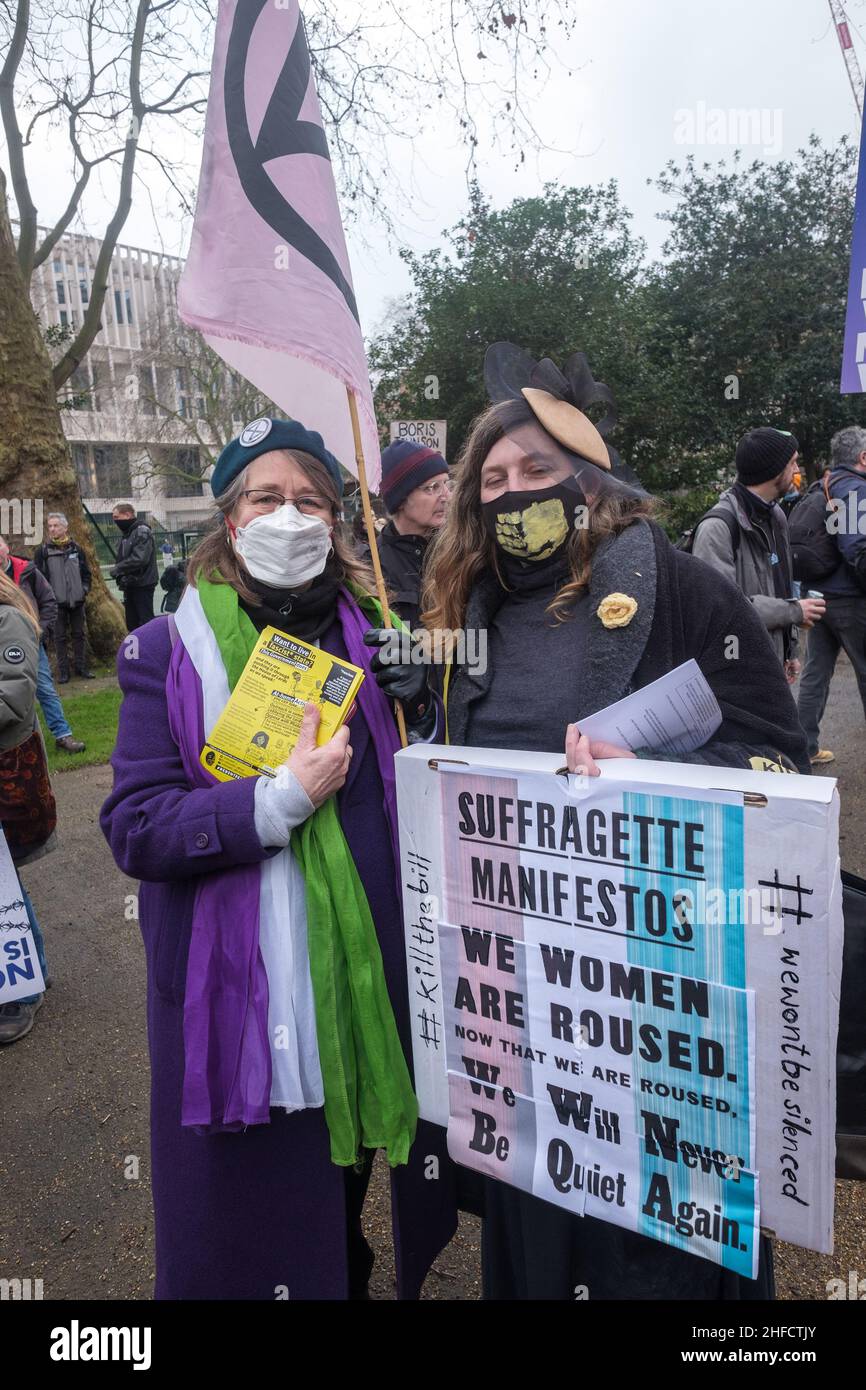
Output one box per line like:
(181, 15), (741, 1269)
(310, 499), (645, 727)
(465, 553), (589, 753)
(238, 565), (341, 642)
(113, 523), (158, 589)
(448, 519), (809, 775)
(375, 521), (430, 630)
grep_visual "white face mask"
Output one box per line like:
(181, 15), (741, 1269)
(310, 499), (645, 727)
(233, 504), (333, 589)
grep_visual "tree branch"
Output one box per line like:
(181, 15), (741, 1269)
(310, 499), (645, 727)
(0, 0), (37, 276)
(52, 0), (151, 388)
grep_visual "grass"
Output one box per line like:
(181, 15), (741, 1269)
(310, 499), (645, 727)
(38, 676), (122, 773)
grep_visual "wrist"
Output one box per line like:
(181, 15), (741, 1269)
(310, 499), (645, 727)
(254, 768), (316, 847)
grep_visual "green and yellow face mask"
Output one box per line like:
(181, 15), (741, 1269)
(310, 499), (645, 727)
(481, 481), (580, 562)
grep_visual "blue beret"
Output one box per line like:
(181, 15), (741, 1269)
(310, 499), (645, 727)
(210, 417), (344, 499)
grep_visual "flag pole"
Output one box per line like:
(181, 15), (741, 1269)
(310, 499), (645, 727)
(347, 387), (408, 748)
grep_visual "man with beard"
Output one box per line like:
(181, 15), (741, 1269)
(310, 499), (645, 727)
(691, 428), (825, 686)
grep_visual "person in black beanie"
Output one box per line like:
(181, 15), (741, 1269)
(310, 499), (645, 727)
(375, 440), (450, 629)
(692, 427), (825, 682)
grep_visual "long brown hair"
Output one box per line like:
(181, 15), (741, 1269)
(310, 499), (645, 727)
(0, 570), (40, 634)
(421, 399), (655, 632)
(187, 449), (385, 603)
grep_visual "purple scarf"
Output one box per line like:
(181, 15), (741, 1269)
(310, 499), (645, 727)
(165, 588), (402, 1133)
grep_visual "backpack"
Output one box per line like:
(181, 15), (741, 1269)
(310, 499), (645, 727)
(788, 476), (839, 583)
(159, 563), (186, 614)
(676, 504), (741, 557)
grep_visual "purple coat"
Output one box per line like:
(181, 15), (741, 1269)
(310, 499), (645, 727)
(100, 614), (457, 1299)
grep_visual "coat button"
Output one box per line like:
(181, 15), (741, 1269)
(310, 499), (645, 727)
(195, 832), (209, 849)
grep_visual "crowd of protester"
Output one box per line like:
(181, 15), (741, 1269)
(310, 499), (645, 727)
(2, 352), (865, 1299)
(0, 502), (179, 1043)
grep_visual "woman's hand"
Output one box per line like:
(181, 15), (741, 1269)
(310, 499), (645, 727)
(565, 723), (637, 777)
(286, 703), (352, 808)
(363, 627), (434, 733)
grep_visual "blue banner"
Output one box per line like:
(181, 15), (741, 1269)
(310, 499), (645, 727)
(841, 102), (866, 393)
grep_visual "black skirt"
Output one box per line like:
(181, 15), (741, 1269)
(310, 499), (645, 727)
(481, 1180), (775, 1301)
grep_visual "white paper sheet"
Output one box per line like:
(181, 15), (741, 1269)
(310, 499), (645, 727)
(578, 659), (722, 755)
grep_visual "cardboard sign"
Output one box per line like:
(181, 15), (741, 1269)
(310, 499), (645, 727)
(0, 828), (45, 1004)
(389, 420), (447, 455)
(397, 747), (842, 1270)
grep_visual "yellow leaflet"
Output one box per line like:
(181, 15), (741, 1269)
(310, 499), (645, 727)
(200, 625), (365, 782)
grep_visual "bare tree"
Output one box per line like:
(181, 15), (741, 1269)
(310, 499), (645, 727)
(302, 0), (580, 227)
(0, 0), (578, 655)
(1, 0), (211, 651)
(4, 0), (211, 387)
(129, 303), (278, 488)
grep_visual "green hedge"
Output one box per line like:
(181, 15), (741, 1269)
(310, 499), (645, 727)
(656, 486), (724, 543)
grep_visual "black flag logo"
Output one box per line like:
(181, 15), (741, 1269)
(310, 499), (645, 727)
(224, 0), (359, 324)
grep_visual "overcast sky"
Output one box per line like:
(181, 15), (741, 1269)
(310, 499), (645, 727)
(11, 0), (866, 336)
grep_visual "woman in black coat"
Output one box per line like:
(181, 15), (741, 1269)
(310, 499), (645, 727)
(422, 345), (809, 1299)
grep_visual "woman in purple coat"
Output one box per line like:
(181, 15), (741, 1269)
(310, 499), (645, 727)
(100, 418), (456, 1299)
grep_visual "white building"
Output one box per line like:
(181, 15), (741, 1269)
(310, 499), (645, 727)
(29, 229), (220, 539)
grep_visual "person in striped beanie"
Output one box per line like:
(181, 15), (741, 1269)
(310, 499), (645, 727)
(376, 439), (450, 628)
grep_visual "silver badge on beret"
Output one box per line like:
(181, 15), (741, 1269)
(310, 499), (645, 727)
(239, 417), (273, 448)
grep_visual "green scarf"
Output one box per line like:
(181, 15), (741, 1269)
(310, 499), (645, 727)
(197, 576), (417, 1167)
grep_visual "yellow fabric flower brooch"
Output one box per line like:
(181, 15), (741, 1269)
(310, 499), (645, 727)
(597, 592), (638, 629)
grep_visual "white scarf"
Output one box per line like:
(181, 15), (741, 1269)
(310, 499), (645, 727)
(174, 587), (323, 1112)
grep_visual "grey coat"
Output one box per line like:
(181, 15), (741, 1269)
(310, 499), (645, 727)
(0, 606), (39, 752)
(691, 489), (801, 664)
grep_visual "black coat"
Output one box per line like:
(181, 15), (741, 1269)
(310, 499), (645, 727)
(447, 518), (808, 1299)
(448, 518), (809, 775)
(8, 556), (57, 639)
(375, 521), (430, 630)
(112, 523), (158, 589)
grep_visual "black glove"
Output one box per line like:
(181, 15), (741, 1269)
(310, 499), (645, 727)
(363, 627), (436, 737)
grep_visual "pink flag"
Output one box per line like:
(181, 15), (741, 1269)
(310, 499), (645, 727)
(178, 0), (381, 489)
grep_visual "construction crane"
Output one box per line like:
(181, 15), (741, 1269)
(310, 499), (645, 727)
(828, 0), (864, 117)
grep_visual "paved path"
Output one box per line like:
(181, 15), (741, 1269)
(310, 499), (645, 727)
(1, 656), (863, 1300)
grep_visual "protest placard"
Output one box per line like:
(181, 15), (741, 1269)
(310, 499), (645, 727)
(397, 747), (843, 1271)
(389, 420), (447, 455)
(0, 827), (45, 1005)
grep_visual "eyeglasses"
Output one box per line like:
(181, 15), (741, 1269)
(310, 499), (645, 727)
(418, 479), (451, 499)
(240, 488), (332, 516)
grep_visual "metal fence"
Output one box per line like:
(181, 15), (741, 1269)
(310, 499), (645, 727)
(83, 515), (208, 604)
(85, 513), (209, 564)
(85, 500), (374, 600)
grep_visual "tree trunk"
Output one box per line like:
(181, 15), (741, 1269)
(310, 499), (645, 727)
(0, 172), (126, 660)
